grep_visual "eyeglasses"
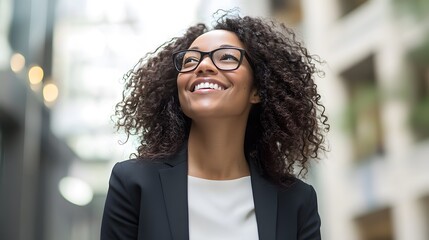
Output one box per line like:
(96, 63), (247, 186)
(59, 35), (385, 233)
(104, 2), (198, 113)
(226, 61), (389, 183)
(172, 47), (249, 73)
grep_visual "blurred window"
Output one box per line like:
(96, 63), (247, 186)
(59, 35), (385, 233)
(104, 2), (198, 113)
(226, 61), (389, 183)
(271, 0), (303, 27)
(355, 207), (394, 240)
(339, 0), (368, 17)
(394, 0), (429, 20)
(408, 40), (429, 141)
(341, 54), (385, 161)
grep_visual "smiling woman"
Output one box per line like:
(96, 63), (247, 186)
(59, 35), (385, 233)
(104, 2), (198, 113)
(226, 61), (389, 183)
(101, 12), (329, 240)
(176, 30), (258, 123)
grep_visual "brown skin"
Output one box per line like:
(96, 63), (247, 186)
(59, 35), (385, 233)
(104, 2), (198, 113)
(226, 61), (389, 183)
(177, 30), (260, 180)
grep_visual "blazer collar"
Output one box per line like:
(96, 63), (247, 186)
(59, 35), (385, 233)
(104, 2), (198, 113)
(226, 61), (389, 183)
(159, 145), (278, 240)
(159, 146), (189, 240)
(249, 159), (278, 240)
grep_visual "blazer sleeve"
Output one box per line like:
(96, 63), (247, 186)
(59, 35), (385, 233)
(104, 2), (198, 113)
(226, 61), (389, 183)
(298, 185), (321, 240)
(101, 162), (139, 240)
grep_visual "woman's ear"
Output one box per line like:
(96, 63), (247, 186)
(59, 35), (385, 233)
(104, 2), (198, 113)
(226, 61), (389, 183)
(250, 88), (261, 104)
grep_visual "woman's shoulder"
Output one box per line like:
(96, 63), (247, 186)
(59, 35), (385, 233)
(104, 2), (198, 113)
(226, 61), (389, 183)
(288, 178), (315, 192)
(115, 157), (167, 168)
(111, 148), (187, 180)
(112, 158), (169, 175)
(279, 178), (316, 199)
(108, 158), (170, 185)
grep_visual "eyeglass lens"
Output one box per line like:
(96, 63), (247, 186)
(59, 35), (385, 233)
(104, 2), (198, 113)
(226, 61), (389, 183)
(174, 48), (242, 72)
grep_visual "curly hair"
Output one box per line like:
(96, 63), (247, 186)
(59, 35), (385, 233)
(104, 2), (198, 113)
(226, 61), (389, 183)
(115, 14), (329, 186)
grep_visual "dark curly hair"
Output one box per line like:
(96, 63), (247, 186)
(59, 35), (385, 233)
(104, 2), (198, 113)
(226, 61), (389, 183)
(115, 14), (329, 186)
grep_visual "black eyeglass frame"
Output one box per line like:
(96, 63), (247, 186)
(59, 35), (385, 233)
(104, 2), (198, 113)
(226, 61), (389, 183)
(172, 47), (252, 73)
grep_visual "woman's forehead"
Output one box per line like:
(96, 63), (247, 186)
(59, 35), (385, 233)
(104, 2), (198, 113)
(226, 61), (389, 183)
(189, 30), (245, 50)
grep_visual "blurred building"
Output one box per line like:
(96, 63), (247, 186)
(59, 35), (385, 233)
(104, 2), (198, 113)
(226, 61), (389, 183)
(0, 0), (102, 239)
(295, 0), (429, 239)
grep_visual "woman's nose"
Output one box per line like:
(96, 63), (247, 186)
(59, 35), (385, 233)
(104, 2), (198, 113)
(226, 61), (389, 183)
(195, 56), (218, 74)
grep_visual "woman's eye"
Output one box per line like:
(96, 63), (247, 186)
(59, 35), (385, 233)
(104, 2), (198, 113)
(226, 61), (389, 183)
(220, 54), (239, 62)
(183, 57), (199, 66)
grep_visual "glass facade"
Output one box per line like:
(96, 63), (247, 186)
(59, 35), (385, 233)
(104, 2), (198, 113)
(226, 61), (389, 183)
(341, 54), (384, 161)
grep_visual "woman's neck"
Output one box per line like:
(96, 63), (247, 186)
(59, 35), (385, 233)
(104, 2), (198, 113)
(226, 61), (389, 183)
(187, 119), (250, 180)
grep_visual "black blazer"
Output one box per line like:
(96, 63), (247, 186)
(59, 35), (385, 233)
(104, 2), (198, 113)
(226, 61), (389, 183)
(101, 147), (321, 240)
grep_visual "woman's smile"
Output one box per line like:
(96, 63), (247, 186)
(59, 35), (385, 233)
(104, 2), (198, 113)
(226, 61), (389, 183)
(190, 78), (227, 92)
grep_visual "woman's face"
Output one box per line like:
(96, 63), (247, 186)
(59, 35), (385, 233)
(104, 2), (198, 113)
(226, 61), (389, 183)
(176, 30), (259, 121)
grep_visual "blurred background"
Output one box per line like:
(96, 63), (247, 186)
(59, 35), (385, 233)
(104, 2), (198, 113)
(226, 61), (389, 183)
(1, 0), (428, 239)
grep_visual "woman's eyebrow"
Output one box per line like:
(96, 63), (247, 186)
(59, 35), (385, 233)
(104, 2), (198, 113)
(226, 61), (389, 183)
(219, 44), (236, 48)
(188, 44), (238, 50)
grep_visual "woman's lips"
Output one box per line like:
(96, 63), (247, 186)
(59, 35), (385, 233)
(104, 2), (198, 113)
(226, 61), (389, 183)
(190, 79), (227, 92)
(193, 82), (224, 91)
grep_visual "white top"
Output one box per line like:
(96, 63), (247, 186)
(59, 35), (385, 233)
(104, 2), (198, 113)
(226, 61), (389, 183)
(187, 175), (259, 240)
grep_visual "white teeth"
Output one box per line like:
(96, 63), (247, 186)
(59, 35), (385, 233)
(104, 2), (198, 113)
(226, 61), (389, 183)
(194, 82), (224, 91)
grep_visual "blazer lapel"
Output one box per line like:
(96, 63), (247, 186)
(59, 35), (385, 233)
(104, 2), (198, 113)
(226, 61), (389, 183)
(158, 147), (279, 240)
(159, 148), (189, 240)
(249, 160), (278, 240)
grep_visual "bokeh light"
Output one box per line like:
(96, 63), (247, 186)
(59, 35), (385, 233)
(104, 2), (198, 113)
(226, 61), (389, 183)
(10, 53), (26, 73)
(43, 82), (59, 103)
(59, 177), (93, 206)
(28, 65), (44, 85)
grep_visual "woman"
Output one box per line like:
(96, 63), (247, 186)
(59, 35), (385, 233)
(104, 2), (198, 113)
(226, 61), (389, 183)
(101, 13), (329, 240)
